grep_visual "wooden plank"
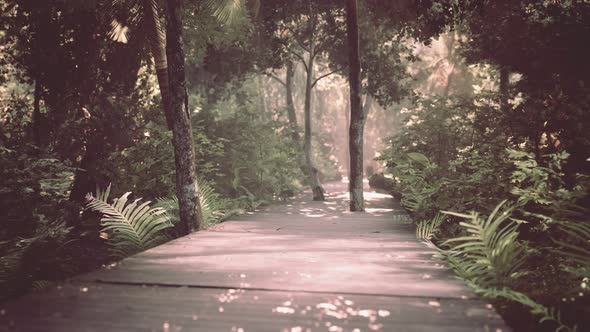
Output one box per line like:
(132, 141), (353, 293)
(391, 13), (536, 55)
(77, 229), (472, 298)
(1, 283), (507, 332)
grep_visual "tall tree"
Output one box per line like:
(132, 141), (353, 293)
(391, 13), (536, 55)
(165, 0), (203, 234)
(264, 1), (345, 201)
(346, 0), (364, 211)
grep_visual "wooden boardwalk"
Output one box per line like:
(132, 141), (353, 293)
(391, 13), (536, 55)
(0, 181), (509, 332)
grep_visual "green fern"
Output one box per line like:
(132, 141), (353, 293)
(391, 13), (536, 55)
(199, 180), (225, 227)
(85, 185), (172, 258)
(442, 200), (528, 287)
(416, 213), (445, 241)
(155, 196), (180, 226)
(155, 179), (225, 229)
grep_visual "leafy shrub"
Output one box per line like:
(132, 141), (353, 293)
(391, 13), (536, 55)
(378, 94), (589, 330)
(0, 146), (75, 240)
(0, 219), (74, 300)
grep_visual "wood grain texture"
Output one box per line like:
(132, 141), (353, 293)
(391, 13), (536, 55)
(0, 181), (510, 331)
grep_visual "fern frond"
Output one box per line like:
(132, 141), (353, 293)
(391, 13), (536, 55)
(416, 213), (445, 241)
(442, 200), (528, 287)
(154, 179), (225, 229)
(86, 187), (172, 258)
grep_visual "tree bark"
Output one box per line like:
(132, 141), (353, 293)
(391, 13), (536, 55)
(166, 0), (203, 234)
(145, 0), (173, 129)
(346, 0), (365, 211)
(303, 44), (325, 201)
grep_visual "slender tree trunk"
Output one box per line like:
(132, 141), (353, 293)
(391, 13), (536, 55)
(346, 0), (364, 211)
(443, 65), (455, 97)
(443, 31), (456, 97)
(344, 95), (350, 175)
(500, 66), (509, 112)
(145, 0), (173, 129)
(284, 61), (318, 196)
(257, 75), (267, 113)
(32, 79), (42, 147)
(303, 47), (325, 201)
(285, 61), (300, 142)
(166, 0), (203, 234)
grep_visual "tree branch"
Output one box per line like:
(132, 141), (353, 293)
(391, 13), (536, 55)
(311, 67), (342, 88)
(286, 45), (308, 72)
(287, 26), (310, 53)
(264, 72), (286, 86)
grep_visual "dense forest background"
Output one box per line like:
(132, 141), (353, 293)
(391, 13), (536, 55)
(1, 1), (589, 331)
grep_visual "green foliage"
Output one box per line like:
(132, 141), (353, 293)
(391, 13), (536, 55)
(155, 178), (234, 230)
(387, 152), (446, 219)
(474, 286), (572, 331)
(378, 93), (589, 330)
(0, 146), (75, 240)
(85, 185), (173, 258)
(108, 113), (225, 199)
(509, 149), (570, 207)
(553, 220), (590, 270)
(201, 79), (305, 200)
(0, 219), (74, 300)
(442, 201), (528, 287)
(416, 212), (445, 242)
(378, 96), (514, 220)
(508, 149), (589, 231)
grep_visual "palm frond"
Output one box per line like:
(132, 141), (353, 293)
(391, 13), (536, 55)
(85, 186), (172, 258)
(205, 0), (246, 25)
(109, 19), (130, 44)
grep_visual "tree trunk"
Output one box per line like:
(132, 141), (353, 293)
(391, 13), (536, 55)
(166, 0), (203, 234)
(303, 46), (325, 201)
(346, 0), (365, 211)
(500, 66), (509, 112)
(285, 61), (300, 142)
(443, 31), (456, 97)
(32, 79), (42, 147)
(257, 75), (267, 113)
(145, 0), (173, 129)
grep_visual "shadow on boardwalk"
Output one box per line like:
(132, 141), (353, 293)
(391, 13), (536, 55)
(0, 181), (509, 332)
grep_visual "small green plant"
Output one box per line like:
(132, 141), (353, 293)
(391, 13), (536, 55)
(85, 185), (173, 258)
